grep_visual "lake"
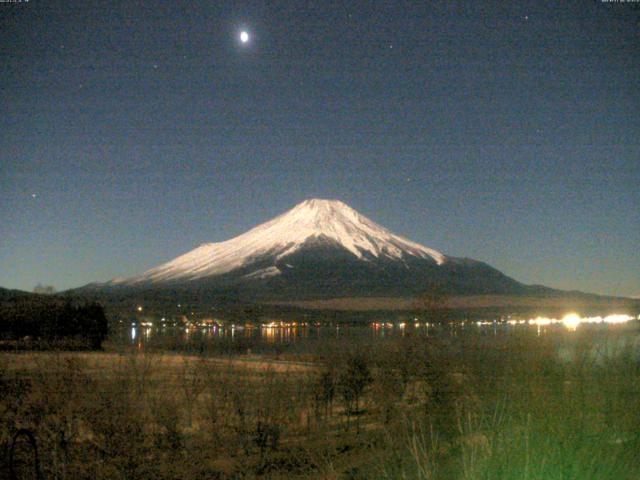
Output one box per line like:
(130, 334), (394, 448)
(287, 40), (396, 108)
(111, 313), (640, 358)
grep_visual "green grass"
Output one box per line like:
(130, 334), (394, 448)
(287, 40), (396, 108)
(377, 329), (640, 480)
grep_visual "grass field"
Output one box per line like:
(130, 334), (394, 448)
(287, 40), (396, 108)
(1, 326), (639, 479)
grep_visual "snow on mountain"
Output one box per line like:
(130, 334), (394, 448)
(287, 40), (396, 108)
(119, 199), (446, 285)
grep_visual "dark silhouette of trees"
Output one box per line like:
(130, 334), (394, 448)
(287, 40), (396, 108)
(337, 353), (372, 427)
(316, 367), (336, 418)
(0, 296), (108, 349)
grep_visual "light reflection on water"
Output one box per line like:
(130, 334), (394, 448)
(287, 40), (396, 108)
(122, 313), (640, 348)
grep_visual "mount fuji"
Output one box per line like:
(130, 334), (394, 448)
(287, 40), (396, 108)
(82, 199), (535, 301)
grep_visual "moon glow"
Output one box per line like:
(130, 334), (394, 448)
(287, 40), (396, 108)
(240, 31), (249, 43)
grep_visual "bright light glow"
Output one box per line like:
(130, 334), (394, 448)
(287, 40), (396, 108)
(603, 314), (633, 324)
(136, 306), (143, 312)
(240, 31), (249, 43)
(562, 313), (581, 331)
(529, 317), (552, 326)
(500, 313), (635, 330)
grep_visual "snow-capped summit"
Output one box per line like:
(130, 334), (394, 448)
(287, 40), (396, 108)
(85, 198), (531, 300)
(121, 199), (446, 285)
(73, 199), (618, 304)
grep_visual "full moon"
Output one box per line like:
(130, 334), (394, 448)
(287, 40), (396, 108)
(240, 31), (249, 43)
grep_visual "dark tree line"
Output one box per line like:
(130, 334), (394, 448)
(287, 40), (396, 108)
(0, 296), (108, 349)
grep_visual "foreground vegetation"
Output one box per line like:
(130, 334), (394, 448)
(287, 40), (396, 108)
(1, 327), (639, 479)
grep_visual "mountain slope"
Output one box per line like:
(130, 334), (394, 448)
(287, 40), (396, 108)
(82, 199), (533, 300)
(116, 199), (445, 285)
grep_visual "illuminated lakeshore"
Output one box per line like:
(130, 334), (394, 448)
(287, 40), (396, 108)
(122, 312), (640, 346)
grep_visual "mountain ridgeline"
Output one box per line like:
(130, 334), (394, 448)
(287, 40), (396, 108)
(79, 199), (551, 303)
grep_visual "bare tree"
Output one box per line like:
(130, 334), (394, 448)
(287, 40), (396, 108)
(337, 353), (372, 431)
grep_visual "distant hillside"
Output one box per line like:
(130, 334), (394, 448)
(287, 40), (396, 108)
(269, 294), (640, 312)
(0, 286), (37, 302)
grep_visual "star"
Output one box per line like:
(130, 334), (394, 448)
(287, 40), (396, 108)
(31, 193), (37, 198)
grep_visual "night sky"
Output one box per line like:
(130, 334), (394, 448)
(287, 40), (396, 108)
(1, 1), (639, 297)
